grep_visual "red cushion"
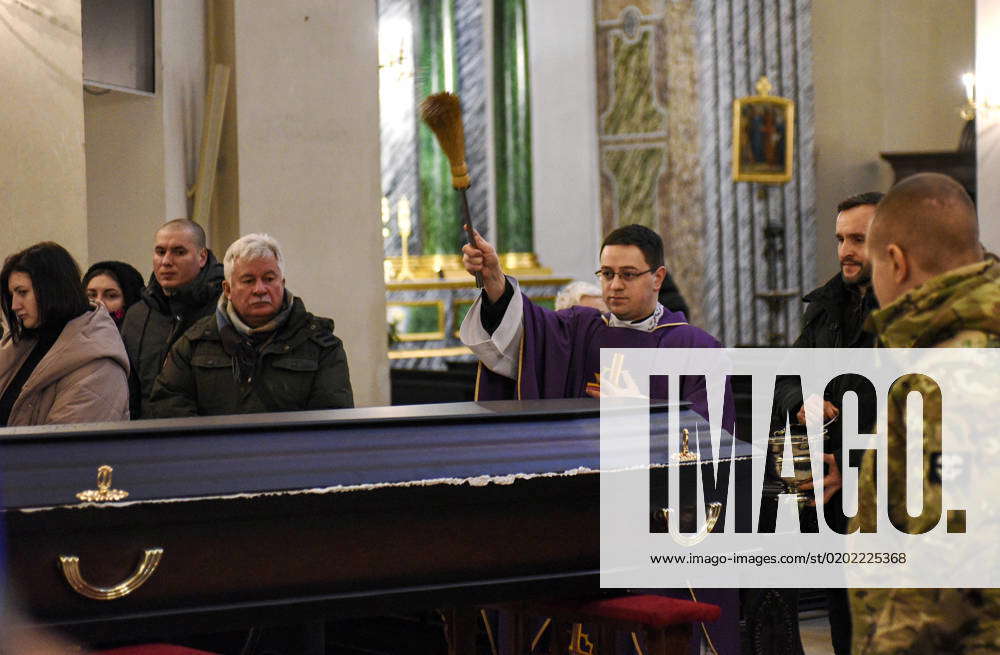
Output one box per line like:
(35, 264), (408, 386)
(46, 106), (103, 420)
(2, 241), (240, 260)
(94, 645), (220, 655)
(570, 594), (721, 628)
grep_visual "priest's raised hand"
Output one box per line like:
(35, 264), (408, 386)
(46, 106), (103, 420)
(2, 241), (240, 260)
(461, 229), (506, 303)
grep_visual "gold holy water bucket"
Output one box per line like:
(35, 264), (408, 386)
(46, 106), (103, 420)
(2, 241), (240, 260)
(767, 422), (831, 506)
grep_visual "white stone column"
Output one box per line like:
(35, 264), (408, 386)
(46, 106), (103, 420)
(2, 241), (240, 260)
(232, 0), (389, 407)
(526, 0), (602, 282)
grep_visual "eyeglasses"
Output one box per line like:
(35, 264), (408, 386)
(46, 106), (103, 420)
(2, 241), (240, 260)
(594, 268), (654, 283)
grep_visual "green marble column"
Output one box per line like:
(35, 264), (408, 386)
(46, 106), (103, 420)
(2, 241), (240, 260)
(417, 0), (459, 255)
(493, 0), (533, 254)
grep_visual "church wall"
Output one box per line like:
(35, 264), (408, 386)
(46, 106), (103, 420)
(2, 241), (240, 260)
(587, 0), (817, 346)
(812, 0), (974, 280)
(84, 90), (165, 272)
(84, 0), (205, 272)
(526, 0), (603, 284)
(232, 0), (390, 407)
(694, 0), (817, 347)
(977, 0), (1000, 252)
(0, 0), (88, 265)
(593, 0), (709, 328)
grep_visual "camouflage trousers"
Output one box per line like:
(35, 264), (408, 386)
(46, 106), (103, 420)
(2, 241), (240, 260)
(850, 588), (1000, 654)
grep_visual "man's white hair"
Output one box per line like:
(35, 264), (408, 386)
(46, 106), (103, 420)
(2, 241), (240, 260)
(223, 233), (285, 281)
(555, 280), (603, 310)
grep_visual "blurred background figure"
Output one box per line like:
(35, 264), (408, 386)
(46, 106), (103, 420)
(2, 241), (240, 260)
(0, 242), (129, 426)
(83, 261), (145, 329)
(658, 270), (691, 320)
(555, 280), (608, 312)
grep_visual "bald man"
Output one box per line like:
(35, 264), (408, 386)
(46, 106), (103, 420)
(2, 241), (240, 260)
(122, 219), (224, 416)
(850, 173), (1000, 654)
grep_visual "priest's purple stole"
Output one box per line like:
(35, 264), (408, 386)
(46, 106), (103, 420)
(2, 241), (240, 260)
(475, 297), (734, 432)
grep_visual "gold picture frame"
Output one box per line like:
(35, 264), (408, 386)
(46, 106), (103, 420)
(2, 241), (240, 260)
(386, 301), (446, 342)
(732, 76), (795, 184)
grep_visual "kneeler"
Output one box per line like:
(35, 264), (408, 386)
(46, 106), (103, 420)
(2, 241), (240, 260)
(93, 645), (220, 655)
(484, 594), (721, 655)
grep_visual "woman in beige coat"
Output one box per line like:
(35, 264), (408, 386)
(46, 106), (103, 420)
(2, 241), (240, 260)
(0, 243), (130, 426)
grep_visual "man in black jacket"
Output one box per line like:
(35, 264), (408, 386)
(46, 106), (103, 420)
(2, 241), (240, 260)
(776, 192), (882, 421)
(122, 219), (224, 417)
(773, 191), (882, 655)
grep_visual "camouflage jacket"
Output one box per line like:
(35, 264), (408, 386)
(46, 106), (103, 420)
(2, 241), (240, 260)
(868, 259), (1000, 350)
(851, 259), (1000, 655)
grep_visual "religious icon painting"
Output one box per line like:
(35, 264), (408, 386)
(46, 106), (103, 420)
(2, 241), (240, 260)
(732, 76), (795, 184)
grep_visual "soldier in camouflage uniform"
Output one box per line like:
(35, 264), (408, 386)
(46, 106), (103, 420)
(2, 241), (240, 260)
(850, 173), (1000, 654)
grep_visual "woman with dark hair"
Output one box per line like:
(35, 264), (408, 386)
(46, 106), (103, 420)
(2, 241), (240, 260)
(82, 261), (145, 328)
(0, 243), (130, 426)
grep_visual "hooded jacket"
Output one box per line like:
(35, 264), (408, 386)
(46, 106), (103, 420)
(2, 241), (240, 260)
(0, 306), (130, 426)
(121, 251), (224, 417)
(83, 260), (146, 327)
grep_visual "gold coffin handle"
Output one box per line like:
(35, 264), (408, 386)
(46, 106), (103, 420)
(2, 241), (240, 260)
(660, 502), (723, 547)
(58, 547), (163, 601)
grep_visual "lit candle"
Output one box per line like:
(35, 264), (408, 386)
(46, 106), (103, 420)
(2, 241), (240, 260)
(381, 197), (391, 225)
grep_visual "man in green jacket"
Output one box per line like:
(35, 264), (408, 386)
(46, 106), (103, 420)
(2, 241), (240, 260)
(851, 173), (1000, 654)
(147, 233), (353, 417)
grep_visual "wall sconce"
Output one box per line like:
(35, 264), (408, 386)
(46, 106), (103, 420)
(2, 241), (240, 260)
(956, 72), (1000, 151)
(959, 72), (998, 121)
(961, 72), (977, 121)
(378, 19), (414, 83)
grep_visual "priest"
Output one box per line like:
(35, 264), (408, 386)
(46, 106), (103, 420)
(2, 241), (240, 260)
(460, 224), (733, 428)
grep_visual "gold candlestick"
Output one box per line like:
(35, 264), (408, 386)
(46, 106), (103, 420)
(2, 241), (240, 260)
(672, 428), (697, 462)
(397, 197), (414, 280)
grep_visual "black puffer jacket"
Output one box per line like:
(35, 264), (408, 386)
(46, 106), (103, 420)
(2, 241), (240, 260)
(121, 252), (224, 417)
(773, 272), (880, 444)
(789, 273), (878, 349)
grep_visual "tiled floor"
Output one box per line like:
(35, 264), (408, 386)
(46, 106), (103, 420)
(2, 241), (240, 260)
(799, 611), (836, 655)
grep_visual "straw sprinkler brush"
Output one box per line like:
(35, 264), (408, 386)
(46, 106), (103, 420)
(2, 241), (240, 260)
(419, 91), (483, 288)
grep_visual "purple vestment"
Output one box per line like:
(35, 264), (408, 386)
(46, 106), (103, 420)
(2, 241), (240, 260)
(474, 297), (734, 431)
